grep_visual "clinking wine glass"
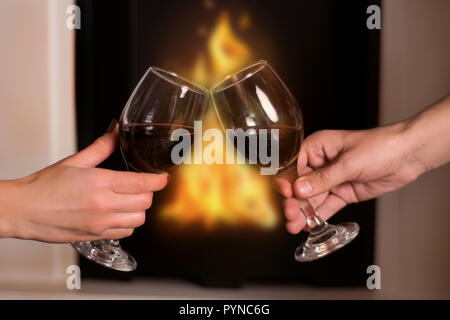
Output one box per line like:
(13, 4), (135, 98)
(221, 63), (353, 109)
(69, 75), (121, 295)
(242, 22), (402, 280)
(211, 60), (359, 261)
(72, 66), (209, 271)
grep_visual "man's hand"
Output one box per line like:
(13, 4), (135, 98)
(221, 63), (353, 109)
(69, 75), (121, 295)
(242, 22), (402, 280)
(274, 123), (421, 234)
(275, 95), (450, 235)
(0, 120), (168, 243)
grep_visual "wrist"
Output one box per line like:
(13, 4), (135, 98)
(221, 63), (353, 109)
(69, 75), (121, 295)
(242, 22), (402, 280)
(0, 178), (26, 239)
(396, 118), (429, 178)
(398, 96), (450, 176)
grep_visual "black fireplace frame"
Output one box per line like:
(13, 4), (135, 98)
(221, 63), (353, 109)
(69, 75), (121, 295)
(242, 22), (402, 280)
(75, 0), (380, 287)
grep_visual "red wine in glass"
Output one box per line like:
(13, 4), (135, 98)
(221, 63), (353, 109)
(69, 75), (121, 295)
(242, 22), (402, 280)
(238, 124), (303, 170)
(120, 123), (194, 173)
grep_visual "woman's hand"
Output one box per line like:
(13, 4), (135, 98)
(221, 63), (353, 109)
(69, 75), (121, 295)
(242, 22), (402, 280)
(0, 120), (168, 243)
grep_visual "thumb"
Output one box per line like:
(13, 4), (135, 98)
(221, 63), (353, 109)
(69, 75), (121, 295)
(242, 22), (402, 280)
(293, 160), (348, 199)
(63, 120), (119, 168)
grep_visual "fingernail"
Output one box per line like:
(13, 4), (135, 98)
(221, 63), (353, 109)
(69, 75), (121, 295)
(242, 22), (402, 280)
(106, 119), (117, 133)
(296, 178), (312, 195)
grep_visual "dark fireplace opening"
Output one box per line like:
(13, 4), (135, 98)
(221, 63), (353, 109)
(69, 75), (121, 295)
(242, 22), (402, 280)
(76, 0), (380, 287)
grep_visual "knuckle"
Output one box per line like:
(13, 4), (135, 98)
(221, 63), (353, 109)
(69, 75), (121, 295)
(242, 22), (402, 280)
(285, 207), (297, 220)
(89, 194), (109, 211)
(117, 229), (134, 239)
(315, 169), (328, 186)
(141, 193), (153, 209)
(87, 222), (108, 235)
(136, 212), (146, 226)
(318, 129), (333, 137)
(314, 129), (336, 141)
(286, 222), (302, 235)
(154, 175), (168, 190)
(136, 175), (147, 191)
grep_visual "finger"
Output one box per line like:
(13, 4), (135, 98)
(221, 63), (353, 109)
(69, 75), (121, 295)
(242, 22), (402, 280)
(296, 144), (309, 176)
(329, 182), (361, 203)
(79, 228), (135, 241)
(22, 223), (136, 243)
(62, 120), (119, 168)
(293, 160), (349, 199)
(92, 228), (135, 240)
(107, 212), (147, 229)
(284, 198), (310, 234)
(284, 192), (329, 222)
(285, 196), (340, 235)
(108, 171), (169, 194)
(109, 193), (153, 212)
(301, 130), (345, 169)
(273, 177), (293, 198)
(314, 193), (348, 221)
(283, 198), (301, 221)
(286, 216), (306, 235)
(307, 191), (329, 208)
(297, 165), (313, 178)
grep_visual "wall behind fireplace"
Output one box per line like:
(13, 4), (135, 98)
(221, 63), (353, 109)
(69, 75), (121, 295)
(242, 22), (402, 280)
(376, 0), (450, 299)
(0, 0), (76, 285)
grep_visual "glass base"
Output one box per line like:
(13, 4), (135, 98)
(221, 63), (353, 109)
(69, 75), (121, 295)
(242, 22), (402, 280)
(294, 222), (359, 262)
(71, 240), (137, 272)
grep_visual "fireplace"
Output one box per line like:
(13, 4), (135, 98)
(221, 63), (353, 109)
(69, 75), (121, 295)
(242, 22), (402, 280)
(76, 0), (379, 286)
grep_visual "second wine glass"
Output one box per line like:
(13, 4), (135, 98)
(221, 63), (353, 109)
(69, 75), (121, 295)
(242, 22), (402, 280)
(211, 60), (359, 262)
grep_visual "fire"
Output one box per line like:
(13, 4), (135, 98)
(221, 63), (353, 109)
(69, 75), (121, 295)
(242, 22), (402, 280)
(159, 12), (279, 230)
(191, 13), (251, 87)
(209, 13), (251, 84)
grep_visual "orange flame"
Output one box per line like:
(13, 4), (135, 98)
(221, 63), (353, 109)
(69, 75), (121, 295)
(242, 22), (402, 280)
(159, 12), (279, 230)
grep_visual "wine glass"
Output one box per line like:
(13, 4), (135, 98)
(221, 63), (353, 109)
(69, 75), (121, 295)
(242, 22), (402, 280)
(72, 66), (209, 271)
(211, 60), (359, 262)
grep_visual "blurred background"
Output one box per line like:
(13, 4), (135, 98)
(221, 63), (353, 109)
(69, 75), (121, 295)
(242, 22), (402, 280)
(0, 0), (449, 299)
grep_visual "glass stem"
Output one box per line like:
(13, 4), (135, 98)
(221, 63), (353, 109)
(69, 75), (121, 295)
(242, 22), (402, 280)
(296, 199), (327, 234)
(277, 164), (327, 234)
